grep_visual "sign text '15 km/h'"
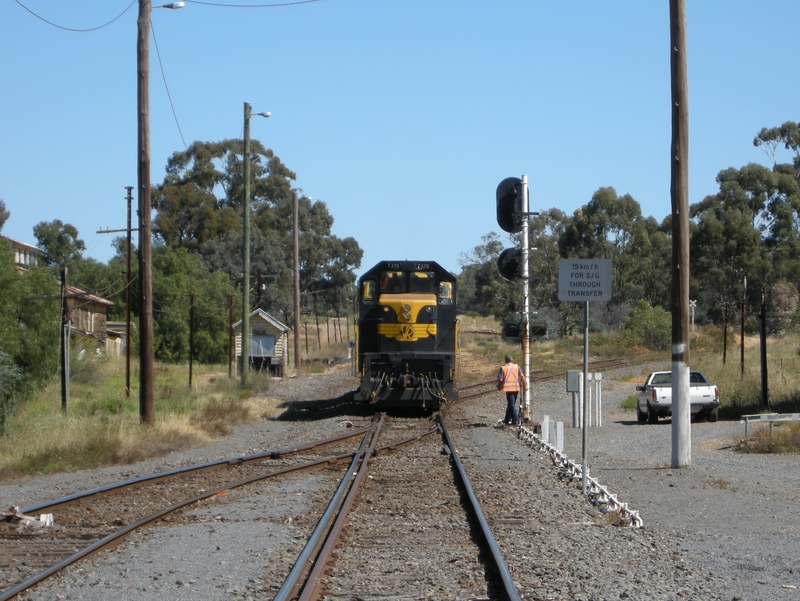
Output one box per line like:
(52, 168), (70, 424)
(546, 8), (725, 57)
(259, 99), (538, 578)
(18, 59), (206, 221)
(557, 259), (612, 302)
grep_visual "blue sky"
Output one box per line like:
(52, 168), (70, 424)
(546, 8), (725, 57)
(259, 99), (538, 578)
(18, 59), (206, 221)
(2, 1), (798, 278)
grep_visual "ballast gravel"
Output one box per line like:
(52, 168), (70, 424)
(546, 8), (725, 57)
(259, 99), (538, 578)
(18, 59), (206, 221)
(1, 362), (798, 601)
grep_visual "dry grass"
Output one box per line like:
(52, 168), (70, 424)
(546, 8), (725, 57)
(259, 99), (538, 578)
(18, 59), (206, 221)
(187, 399), (251, 437)
(705, 476), (735, 491)
(0, 359), (276, 479)
(0, 412), (207, 478)
(740, 422), (800, 454)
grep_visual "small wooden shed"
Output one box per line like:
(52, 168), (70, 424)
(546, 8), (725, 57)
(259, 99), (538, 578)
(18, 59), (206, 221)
(66, 284), (114, 343)
(233, 309), (290, 376)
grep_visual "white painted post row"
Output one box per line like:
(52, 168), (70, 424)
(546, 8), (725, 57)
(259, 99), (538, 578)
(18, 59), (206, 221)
(575, 373), (603, 428)
(541, 415), (564, 453)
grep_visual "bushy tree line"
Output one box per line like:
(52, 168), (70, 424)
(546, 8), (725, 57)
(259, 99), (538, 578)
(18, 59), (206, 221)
(0, 237), (59, 432)
(11, 140), (362, 367)
(151, 140), (363, 332)
(458, 120), (800, 340)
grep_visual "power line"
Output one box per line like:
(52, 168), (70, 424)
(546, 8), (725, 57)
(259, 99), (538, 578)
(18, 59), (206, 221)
(150, 20), (187, 149)
(13, 0), (137, 32)
(185, 0), (323, 7)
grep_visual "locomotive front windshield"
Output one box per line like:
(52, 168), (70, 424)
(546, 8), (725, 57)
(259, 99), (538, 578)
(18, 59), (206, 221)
(379, 271), (437, 294)
(380, 271), (407, 293)
(363, 269), (453, 305)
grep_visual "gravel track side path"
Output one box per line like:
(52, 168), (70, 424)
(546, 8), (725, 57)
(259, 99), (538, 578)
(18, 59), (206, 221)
(528, 363), (800, 601)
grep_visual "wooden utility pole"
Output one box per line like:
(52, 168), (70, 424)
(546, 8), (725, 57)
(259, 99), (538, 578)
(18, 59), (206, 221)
(242, 102), (252, 386)
(125, 186), (133, 398)
(292, 191), (301, 370)
(96, 187), (136, 398)
(759, 288), (768, 409)
(189, 293), (195, 389)
(670, 0), (691, 468)
(228, 293), (233, 378)
(60, 266), (70, 413)
(137, 0), (155, 425)
(740, 299), (745, 376)
(722, 303), (728, 364)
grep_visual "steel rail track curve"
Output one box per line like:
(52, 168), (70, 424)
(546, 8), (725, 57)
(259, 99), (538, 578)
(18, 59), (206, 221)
(19, 427), (370, 516)
(1, 431), (373, 600)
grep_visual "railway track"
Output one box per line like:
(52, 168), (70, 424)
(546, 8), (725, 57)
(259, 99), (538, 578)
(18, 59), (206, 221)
(0, 429), (369, 599)
(276, 414), (521, 601)
(457, 357), (635, 401)
(2, 413), (523, 600)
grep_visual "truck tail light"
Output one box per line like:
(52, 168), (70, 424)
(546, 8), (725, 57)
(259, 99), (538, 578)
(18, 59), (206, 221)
(714, 386), (719, 401)
(652, 389), (657, 402)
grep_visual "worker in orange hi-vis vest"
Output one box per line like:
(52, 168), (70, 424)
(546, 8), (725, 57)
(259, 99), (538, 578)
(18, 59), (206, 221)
(497, 354), (527, 426)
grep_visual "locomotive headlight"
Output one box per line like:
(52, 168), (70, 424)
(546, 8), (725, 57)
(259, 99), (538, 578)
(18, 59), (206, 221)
(403, 311), (411, 320)
(383, 306), (389, 312)
(403, 304), (411, 312)
(426, 307), (432, 313)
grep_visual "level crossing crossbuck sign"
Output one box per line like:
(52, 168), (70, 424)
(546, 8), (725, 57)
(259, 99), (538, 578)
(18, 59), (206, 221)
(558, 259), (612, 302)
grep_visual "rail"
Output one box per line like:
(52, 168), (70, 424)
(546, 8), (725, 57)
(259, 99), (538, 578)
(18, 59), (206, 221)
(19, 427), (370, 516)
(1, 449), (361, 601)
(274, 416), (384, 601)
(437, 414), (523, 601)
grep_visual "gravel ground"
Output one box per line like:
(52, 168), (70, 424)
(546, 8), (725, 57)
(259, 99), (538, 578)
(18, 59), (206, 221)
(1, 363), (798, 600)
(528, 362), (800, 601)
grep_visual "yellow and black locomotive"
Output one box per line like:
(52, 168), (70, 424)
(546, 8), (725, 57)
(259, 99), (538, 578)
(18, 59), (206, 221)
(354, 260), (459, 409)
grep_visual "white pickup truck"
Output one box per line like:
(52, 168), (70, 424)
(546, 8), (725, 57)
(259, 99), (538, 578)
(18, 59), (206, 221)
(635, 371), (720, 424)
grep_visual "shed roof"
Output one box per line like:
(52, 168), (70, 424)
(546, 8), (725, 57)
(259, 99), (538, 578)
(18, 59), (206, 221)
(65, 284), (114, 306)
(232, 309), (289, 333)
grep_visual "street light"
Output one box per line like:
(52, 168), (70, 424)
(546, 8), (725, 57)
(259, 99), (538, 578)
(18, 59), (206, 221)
(137, 0), (184, 425)
(241, 102), (270, 386)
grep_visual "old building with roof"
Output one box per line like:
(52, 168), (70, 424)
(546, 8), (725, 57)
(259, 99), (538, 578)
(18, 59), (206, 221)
(232, 309), (290, 376)
(2, 235), (41, 273)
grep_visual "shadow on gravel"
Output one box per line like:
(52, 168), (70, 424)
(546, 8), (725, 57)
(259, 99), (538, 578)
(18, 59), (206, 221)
(273, 391), (438, 421)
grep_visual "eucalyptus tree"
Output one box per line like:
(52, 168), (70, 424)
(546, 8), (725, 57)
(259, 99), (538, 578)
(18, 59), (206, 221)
(527, 208), (577, 335)
(0, 199), (9, 233)
(0, 238), (59, 394)
(152, 138), (295, 249)
(153, 141), (362, 322)
(691, 125), (800, 321)
(558, 187), (660, 327)
(458, 232), (518, 321)
(148, 245), (237, 364)
(32, 219), (86, 269)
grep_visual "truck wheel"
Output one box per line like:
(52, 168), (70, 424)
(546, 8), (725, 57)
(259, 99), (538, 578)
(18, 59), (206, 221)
(636, 405), (647, 423)
(707, 407), (719, 422)
(647, 404), (658, 424)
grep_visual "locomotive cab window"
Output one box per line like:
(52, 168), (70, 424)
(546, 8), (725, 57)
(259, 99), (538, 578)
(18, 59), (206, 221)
(438, 281), (454, 305)
(380, 271), (406, 293)
(362, 280), (376, 304)
(409, 271), (436, 294)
